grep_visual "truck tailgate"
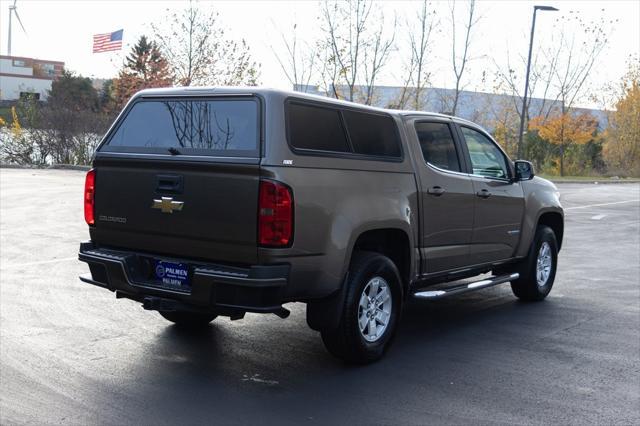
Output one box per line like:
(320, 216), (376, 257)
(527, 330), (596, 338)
(91, 157), (260, 264)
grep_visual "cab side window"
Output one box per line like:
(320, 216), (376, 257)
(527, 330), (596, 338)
(415, 122), (461, 172)
(460, 126), (510, 179)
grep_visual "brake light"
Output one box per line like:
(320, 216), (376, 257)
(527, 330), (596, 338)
(84, 169), (96, 226)
(258, 179), (293, 247)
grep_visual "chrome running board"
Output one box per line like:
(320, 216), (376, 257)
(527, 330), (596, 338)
(413, 273), (519, 300)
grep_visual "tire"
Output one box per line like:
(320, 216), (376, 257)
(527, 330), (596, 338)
(159, 310), (217, 327)
(320, 251), (403, 364)
(510, 225), (558, 301)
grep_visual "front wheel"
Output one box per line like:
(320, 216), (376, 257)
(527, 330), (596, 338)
(511, 225), (558, 301)
(320, 251), (403, 364)
(159, 310), (217, 327)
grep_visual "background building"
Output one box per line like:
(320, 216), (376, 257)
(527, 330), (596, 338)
(0, 55), (65, 102)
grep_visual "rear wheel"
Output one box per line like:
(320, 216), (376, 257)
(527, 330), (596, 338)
(159, 311), (217, 327)
(510, 225), (558, 301)
(320, 251), (403, 364)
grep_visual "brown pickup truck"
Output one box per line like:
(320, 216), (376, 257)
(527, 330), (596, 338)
(79, 87), (563, 364)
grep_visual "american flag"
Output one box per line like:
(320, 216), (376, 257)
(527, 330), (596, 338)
(92, 29), (123, 53)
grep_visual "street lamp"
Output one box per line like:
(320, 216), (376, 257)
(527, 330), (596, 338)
(516, 5), (559, 159)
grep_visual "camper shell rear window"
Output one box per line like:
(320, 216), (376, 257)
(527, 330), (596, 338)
(101, 96), (260, 157)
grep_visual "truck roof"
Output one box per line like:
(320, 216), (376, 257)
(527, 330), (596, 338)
(132, 86), (470, 123)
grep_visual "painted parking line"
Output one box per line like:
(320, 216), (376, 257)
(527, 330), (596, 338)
(564, 199), (640, 211)
(0, 257), (78, 270)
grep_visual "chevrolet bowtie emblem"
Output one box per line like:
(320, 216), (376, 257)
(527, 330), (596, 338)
(152, 197), (184, 214)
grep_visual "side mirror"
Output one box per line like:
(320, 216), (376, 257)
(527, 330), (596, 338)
(514, 160), (535, 181)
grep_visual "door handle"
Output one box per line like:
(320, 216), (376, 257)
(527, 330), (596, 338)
(476, 189), (492, 199)
(156, 175), (183, 193)
(427, 186), (446, 196)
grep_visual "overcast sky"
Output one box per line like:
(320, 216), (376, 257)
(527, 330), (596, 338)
(1, 0), (638, 108)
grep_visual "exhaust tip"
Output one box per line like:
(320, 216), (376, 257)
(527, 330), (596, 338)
(273, 307), (290, 319)
(142, 297), (154, 310)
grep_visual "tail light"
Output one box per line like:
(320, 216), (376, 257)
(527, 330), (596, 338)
(84, 169), (96, 226)
(258, 179), (293, 247)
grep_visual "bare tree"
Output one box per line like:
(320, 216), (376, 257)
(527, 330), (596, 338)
(318, 41), (341, 99)
(491, 11), (612, 175)
(362, 15), (396, 105)
(548, 15), (610, 112)
(321, 0), (370, 101)
(320, 0), (395, 105)
(396, 0), (437, 110)
(492, 45), (559, 146)
(153, 1), (260, 86)
(448, 0), (478, 115)
(486, 91), (521, 157)
(271, 23), (317, 92)
(531, 13), (610, 175)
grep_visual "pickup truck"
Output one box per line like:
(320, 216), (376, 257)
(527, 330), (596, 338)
(79, 87), (563, 364)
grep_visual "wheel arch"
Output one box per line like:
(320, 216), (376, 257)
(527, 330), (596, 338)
(537, 211), (564, 251)
(306, 226), (414, 332)
(349, 227), (413, 295)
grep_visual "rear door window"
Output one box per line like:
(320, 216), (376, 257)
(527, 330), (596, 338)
(342, 110), (401, 157)
(415, 122), (461, 172)
(102, 97), (260, 157)
(287, 102), (350, 152)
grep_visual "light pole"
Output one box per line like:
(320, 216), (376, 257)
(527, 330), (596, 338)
(516, 5), (558, 159)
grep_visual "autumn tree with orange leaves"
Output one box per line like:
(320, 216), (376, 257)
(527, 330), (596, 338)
(602, 61), (640, 177)
(529, 112), (597, 176)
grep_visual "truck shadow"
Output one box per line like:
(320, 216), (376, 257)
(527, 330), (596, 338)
(99, 289), (569, 423)
(144, 287), (564, 371)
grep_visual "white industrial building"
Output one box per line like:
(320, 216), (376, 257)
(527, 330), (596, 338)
(0, 55), (64, 101)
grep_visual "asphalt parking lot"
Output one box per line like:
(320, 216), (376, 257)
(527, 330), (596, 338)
(1, 168), (638, 425)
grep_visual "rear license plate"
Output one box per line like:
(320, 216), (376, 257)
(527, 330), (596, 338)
(154, 260), (190, 289)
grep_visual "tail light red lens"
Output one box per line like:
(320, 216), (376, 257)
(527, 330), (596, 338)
(84, 169), (96, 226)
(258, 179), (293, 247)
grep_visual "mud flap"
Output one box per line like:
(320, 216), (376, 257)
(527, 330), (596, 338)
(306, 273), (349, 331)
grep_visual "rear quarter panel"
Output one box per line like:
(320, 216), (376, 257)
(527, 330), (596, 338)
(259, 166), (419, 300)
(259, 96), (419, 300)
